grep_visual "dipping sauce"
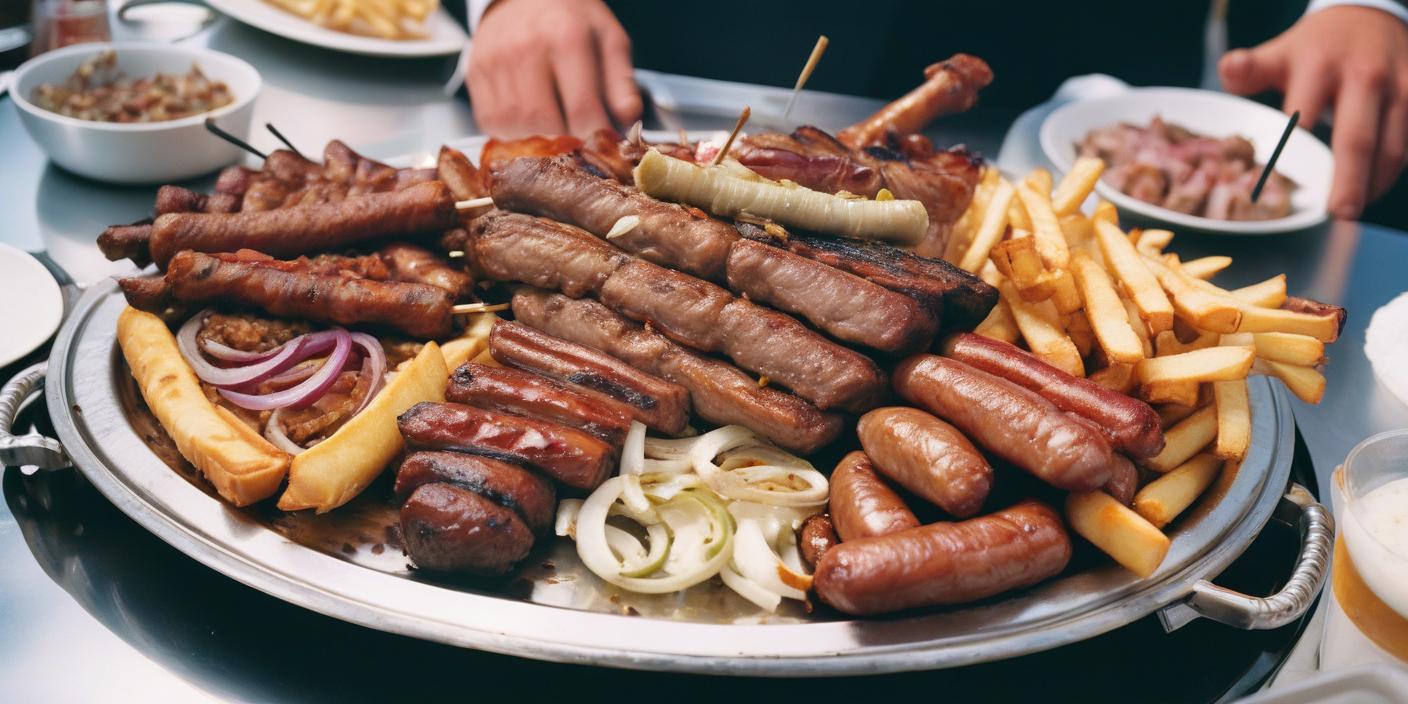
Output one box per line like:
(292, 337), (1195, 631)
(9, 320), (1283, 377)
(31, 49), (234, 122)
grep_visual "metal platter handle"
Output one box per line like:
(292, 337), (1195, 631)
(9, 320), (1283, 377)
(1159, 483), (1333, 632)
(0, 362), (70, 471)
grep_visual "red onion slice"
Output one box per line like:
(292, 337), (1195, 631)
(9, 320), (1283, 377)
(348, 332), (386, 417)
(177, 312), (342, 389)
(220, 329), (352, 411)
(199, 336), (281, 363)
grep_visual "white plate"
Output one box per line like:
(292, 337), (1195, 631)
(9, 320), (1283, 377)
(0, 244), (62, 368)
(1040, 87), (1332, 235)
(207, 0), (467, 57)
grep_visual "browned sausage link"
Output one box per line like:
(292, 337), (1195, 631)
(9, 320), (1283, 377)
(395, 450), (556, 535)
(893, 355), (1114, 491)
(836, 53), (994, 149)
(214, 165), (257, 196)
(1105, 453), (1139, 506)
(400, 483), (534, 574)
(379, 242), (475, 299)
(147, 181), (459, 268)
(941, 333), (1165, 458)
(155, 185), (239, 215)
(799, 513), (839, 569)
(264, 149), (324, 185)
(117, 275), (173, 312)
(321, 140), (360, 184)
(446, 363), (634, 446)
(828, 451), (920, 541)
(397, 401), (614, 491)
(437, 145), (487, 201)
(1283, 296), (1347, 341)
(488, 320), (689, 434)
(856, 407), (992, 518)
(98, 222), (154, 266)
(813, 500), (1072, 615)
(164, 251), (456, 339)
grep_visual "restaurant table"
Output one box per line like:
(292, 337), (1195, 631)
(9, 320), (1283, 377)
(3, 13), (1407, 704)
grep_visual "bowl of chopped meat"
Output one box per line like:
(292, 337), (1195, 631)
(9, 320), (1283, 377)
(1040, 87), (1332, 234)
(12, 43), (261, 184)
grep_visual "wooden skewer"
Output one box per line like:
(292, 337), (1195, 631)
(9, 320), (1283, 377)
(678, 128), (689, 146)
(456, 196), (494, 211)
(205, 117), (266, 159)
(452, 302), (510, 315)
(265, 123), (304, 158)
(782, 35), (829, 122)
(712, 105), (751, 166)
(1251, 110), (1298, 204)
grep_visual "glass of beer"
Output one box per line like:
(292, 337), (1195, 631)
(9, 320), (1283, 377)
(1322, 429), (1408, 669)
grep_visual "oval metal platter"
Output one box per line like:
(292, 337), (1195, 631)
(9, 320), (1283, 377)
(44, 278), (1298, 676)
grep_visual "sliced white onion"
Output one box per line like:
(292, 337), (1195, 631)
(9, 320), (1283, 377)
(720, 563), (781, 612)
(643, 435), (703, 460)
(619, 473), (654, 517)
(619, 421), (647, 475)
(733, 519), (807, 601)
(575, 478), (732, 594)
(639, 472), (703, 502)
(555, 499), (583, 538)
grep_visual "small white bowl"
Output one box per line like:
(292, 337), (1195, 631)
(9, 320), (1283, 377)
(1040, 87), (1332, 235)
(12, 42), (262, 184)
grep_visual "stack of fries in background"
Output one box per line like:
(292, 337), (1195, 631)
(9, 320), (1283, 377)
(944, 157), (1345, 577)
(263, 0), (439, 40)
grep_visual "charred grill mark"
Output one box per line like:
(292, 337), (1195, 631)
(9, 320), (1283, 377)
(566, 371), (658, 410)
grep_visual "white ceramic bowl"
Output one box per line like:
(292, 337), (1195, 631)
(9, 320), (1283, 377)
(12, 42), (262, 184)
(1040, 87), (1332, 235)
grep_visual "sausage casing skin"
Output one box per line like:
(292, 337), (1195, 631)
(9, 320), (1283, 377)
(856, 407), (992, 518)
(397, 402), (614, 491)
(1104, 453), (1139, 506)
(942, 333), (1164, 459)
(447, 363), (634, 446)
(799, 513), (839, 569)
(893, 355), (1113, 491)
(395, 450), (556, 535)
(828, 451), (920, 541)
(399, 483), (534, 575)
(813, 500), (1072, 615)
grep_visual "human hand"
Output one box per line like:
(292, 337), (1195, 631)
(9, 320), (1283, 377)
(467, 0), (642, 138)
(1219, 6), (1408, 220)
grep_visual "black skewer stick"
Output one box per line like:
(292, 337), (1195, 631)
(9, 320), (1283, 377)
(204, 117), (266, 159)
(1251, 110), (1299, 204)
(265, 123), (304, 158)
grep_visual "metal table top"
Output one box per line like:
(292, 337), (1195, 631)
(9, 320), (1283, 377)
(1, 13), (1405, 704)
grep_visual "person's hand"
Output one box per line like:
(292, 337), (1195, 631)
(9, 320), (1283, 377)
(1219, 6), (1408, 220)
(467, 0), (642, 138)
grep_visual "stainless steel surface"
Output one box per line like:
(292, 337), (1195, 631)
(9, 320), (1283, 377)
(0, 362), (69, 470)
(1158, 484), (1333, 632)
(26, 278), (1300, 675)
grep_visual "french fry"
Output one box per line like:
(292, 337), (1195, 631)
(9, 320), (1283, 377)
(1072, 252), (1144, 363)
(1255, 359), (1327, 404)
(1053, 156), (1105, 216)
(1000, 279), (1084, 376)
(959, 178), (1016, 273)
(1093, 199), (1119, 225)
(1064, 310), (1095, 357)
(1229, 275), (1288, 308)
(1145, 256), (1242, 333)
(1024, 167), (1053, 195)
(991, 236), (1057, 301)
(1095, 220), (1174, 333)
(1008, 190), (1033, 231)
(1206, 458), (1242, 506)
(1059, 212), (1095, 252)
(1180, 255), (1233, 280)
(1089, 362), (1137, 394)
(1142, 379), (1201, 407)
(945, 169), (997, 263)
(1224, 331), (1326, 366)
(1137, 345), (1254, 386)
(1122, 297), (1154, 357)
(1066, 491), (1171, 578)
(974, 298), (1021, 343)
(1157, 401), (1201, 428)
(438, 312), (499, 371)
(1154, 329), (1218, 357)
(1133, 454), (1223, 528)
(1049, 268), (1084, 314)
(1144, 404), (1218, 472)
(1133, 228), (1174, 259)
(1213, 379), (1251, 460)
(1235, 304), (1341, 342)
(1017, 181), (1071, 269)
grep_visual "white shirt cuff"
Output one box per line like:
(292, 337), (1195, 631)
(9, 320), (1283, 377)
(1306, 0), (1408, 25)
(467, 0), (498, 34)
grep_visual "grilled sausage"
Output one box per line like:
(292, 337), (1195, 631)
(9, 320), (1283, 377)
(799, 513), (839, 568)
(155, 185), (240, 215)
(379, 242), (475, 299)
(395, 450), (556, 535)
(97, 221), (154, 266)
(813, 500), (1072, 615)
(447, 363), (634, 446)
(856, 407), (992, 518)
(893, 355), (1114, 491)
(828, 451), (920, 541)
(400, 483), (534, 574)
(1104, 453), (1139, 506)
(148, 181), (458, 268)
(488, 320), (689, 435)
(941, 333), (1164, 458)
(397, 401), (614, 490)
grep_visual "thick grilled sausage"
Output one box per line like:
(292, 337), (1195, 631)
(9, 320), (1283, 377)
(828, 451), (920, 541)
(155, 185), (240, 215)
(397, 401), (614, 490)
(447, 363), (634, 445)
(148, 181), (458, 268)
(941, 333), (1164, 458)
(813, 500), (1072, 615)
(857, 407), (992, 518)
(395, 450), (556, 535)
(894, 355), (1113, 491)
(400, 483), (534, 574)
(98, 222), (154, 266)
(1104, 453), (1139, 506)
(488, 320), (689, 434)
(799, 513), (839, 568)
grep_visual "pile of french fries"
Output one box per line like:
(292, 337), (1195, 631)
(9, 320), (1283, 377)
(945, 157), (1343, 579)
(263, 0), (438, 40)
